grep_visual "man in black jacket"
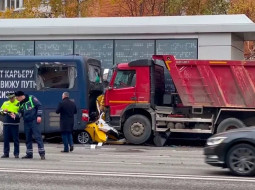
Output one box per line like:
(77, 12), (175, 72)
(56, 92), (77, 152)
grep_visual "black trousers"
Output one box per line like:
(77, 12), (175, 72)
(3, 124), (19, 156)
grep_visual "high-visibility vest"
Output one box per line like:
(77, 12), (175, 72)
(1, 99), (19, 114)
(19, 96), (35, 111)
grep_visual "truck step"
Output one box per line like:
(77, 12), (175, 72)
(156, 117), (212, 123)
(156, 110), (173, 114)
(155, 106), (173, 113)
(169, 129), (212, 134)
(155, 128), (212, 134)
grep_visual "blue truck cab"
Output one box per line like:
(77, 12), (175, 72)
(0, 56), (103, 143)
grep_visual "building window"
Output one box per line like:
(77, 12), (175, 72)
(7, 0), (10, 9)
(35, 41), (73, 56)
(115, 40), (154, 65)
(75, 40), (113, 69)
(16, 0), (19, 8)
(156, 39), (198, 59)
(156, 39), (198, 93)
(0, 41), (34, 56)
(1, 0), (23, 11)
(0, 0), (4, 11)
(11, 0), (15, 9)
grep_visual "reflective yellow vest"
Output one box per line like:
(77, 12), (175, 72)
(1, 99), (19, 114)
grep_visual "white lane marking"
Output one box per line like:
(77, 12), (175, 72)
(97, 154), (172, 158)
(0, 168), (254, 182)
(62, 160), (142, 165)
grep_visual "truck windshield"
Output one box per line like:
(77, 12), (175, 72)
(114, 70), (136, 88)
(36, 62), (77, 90)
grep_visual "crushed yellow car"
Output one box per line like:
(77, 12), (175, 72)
(85, 121), (108, 143)
(84, 95), (120, 144)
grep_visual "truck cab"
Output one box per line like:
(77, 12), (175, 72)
(105, 59), (165, 144)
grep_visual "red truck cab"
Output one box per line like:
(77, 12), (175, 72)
(105, 59), (165, 144)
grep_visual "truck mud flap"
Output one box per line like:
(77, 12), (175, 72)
(153, 130), (171, 147)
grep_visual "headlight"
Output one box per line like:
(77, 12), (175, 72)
(207, 137), (227, 146)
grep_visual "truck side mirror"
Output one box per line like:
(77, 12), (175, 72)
(103, 69), (110, 82)
(103, 69), (110, 89)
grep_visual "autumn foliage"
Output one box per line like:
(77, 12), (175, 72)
(0, 0), (254, 59)
(0, 0), (254, 21)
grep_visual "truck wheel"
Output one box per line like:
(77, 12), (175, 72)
(226, 144), (255, 176)
(217, 118), (246, 133)
(123, 115), (151, 145)
(0, 121), (3, 142)
(75, 131), (91, 144)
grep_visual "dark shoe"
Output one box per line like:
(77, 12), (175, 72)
(22, 155), (33, 159)
(14, 155), (19, 159)
(70, 146), (74, 152)
(40, 155), (45, 160)
(1, 154), (9, 158)
(61, 150), (69, 153)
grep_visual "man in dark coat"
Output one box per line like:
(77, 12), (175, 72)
(56, 92), (77, 152)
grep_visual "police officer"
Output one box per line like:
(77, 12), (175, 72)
(12, 91), (45, 160)
(0, 92), (20, 158)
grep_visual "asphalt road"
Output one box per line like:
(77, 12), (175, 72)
(0, 143), (254, 190)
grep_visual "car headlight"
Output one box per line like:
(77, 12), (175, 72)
(207, 137), (227, 146)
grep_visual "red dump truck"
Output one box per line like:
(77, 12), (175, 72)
(104, 55), (255, 145)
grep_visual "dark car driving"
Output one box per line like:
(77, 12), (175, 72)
(204, 127), (255, 176)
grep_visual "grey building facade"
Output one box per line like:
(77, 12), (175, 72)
(0, 14), (255, 69)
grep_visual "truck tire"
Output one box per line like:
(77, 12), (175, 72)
(217, 118), (246, 133)
(0, 121), (3, 142)
(123, 115), (151, 145)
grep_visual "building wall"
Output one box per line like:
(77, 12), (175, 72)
(0, 38), (198, 69)
(231, 34), (244, 60)
(198, 33), (244, 60)
(0, 32), (245, 68)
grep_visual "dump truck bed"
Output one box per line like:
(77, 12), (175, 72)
(153, 55), (255, 108)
